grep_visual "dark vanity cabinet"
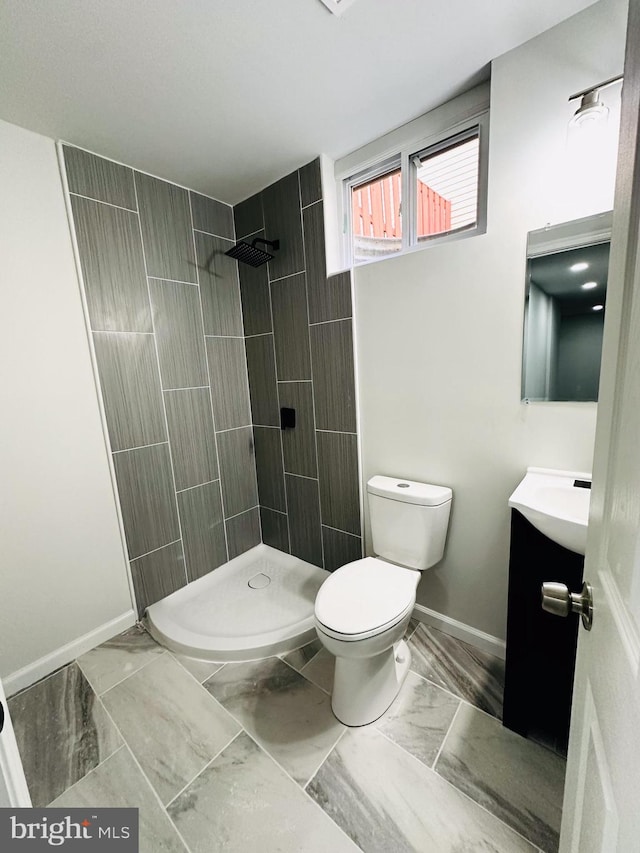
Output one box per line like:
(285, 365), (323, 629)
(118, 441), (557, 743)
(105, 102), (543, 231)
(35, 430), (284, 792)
(503, 509), (584, 751)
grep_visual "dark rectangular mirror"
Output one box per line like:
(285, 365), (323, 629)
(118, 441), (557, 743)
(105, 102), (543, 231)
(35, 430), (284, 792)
(522, 211), (612, 402)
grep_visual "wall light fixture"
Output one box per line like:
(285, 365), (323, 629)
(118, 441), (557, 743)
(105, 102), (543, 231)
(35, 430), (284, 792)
(569, 75), (623, 128)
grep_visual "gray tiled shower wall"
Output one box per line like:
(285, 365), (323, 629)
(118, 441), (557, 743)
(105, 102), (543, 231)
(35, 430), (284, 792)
(64, 147), (361, 618)
(235, 159), (362, 572)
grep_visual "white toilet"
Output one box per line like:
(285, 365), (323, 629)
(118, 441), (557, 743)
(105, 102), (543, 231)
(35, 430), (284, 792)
(314, 475), (452, 726)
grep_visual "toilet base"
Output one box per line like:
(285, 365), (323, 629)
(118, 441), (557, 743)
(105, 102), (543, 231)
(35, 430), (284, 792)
(331, 639), (412, 726)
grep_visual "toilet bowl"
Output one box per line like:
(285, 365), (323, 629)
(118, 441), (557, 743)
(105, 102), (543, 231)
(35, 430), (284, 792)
(314, 475), (452, 726)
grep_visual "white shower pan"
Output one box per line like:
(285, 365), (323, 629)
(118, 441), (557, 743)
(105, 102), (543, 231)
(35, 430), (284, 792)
(146, 544), (329, 661)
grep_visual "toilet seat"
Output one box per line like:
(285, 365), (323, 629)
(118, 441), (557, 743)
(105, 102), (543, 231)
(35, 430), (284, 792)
(314, 557), (417, 641)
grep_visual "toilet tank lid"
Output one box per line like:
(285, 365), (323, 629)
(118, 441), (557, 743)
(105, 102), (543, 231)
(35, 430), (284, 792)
(367, 475), (452, 506)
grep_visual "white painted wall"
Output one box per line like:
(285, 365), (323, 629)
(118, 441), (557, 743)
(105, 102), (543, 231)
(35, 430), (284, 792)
(354, 0), (627, 639)
(0, 120), (134, 689)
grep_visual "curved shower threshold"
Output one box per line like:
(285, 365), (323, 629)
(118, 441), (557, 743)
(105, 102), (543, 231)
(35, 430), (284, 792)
(146, 544), (329, 662)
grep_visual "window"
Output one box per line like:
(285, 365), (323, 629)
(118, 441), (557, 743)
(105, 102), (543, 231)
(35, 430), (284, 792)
(350, 161), (402, 263)
(343, 114), (487, 266)
(414, 128), (480, 241)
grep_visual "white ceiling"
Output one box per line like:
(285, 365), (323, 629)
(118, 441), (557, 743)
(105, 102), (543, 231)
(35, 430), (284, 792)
(0, 0), (596, 204)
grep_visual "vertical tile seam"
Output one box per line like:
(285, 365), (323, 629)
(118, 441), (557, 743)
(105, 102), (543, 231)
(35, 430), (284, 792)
(264, 189), (292, 553)
(55, 142), (139, 615)
(132, 173), (188, 588)
(187, 191), (231, 564)
(300, 168), (326, 571)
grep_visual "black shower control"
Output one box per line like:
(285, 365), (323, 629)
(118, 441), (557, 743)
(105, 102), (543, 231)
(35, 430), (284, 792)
(573, 479), (591, 489)
(280, 407), (296, 430)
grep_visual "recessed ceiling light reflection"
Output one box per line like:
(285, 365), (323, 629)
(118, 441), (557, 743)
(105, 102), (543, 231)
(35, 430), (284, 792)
(571, 262), (589, 272)
(581, 281), (597, 289)
(593, 304), (604, 311)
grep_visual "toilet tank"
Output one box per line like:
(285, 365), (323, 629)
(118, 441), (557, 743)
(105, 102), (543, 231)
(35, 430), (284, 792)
(367, 475), (452, 570)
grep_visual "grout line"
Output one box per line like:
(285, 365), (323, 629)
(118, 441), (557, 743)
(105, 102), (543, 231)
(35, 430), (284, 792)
(432, 750), (549, 850)
(192, 227), (234, 242)
(95, 649), (169, 698)
(374, 721), (542, 851)
(68, 190), (137, 214)
(112, 440), (168, 456)
(164, 729), (244, 810)
(92, 696), (195, 853)
(148, 275), (198, 287)
(194, 688), (316, 791)
(316, 428), (357, 436)
(266, 265), (292, 554)
(9, 660), (76, 700)
(322, 523), (361, 539)
(260, 505), (287, 516)
(188, 192), (230, 564)
(61, 140), (234, 205)
(404, 619), (419, 642)
(243, 331), (272, 339)
(46, 745), (127, 805)
(225, 504), (260, 523)
(192, 671), (360, 853)
(299, 196), (326, 572)
(169, 653), (226, 685)
(298, 659), (333, 697)
(163, 385), (210, 393)
(203, 334), (245, 340)
(406, 661), (467, 705)
(57, 144), (140, 617)
(129, 539), (182, 564)
(277, 379), (313, 383)
(301, 198), (323, 211)
(309, 316), (353, 327)
(431, 699), (462, 770)
(303, 727), (347, 791)
(238, 727), (363, 853)
(253, 423), (280, 430)
(132, 176), (188, 589)
(301, 724), (347, 788)
(269, 270), (305, 284)
(215, 424), (252, 434)
(92, 330), (155, 336)
(176, 479), (220, 495)
(285, 472), (319, 482)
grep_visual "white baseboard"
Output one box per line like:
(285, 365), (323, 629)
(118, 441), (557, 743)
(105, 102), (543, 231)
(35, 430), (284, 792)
(3, 611), (137, 697)
(412, 604), (506, 660)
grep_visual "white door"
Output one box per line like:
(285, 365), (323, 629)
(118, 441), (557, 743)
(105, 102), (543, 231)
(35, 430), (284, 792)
(560, 0), (640, 849)
(0, 678), (31, 807)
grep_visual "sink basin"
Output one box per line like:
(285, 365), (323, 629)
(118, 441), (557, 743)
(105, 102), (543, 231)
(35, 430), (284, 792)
(509, 467), (591, 555)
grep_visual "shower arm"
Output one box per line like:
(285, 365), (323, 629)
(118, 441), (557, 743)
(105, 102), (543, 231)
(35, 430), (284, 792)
(251, 238), (280, 251)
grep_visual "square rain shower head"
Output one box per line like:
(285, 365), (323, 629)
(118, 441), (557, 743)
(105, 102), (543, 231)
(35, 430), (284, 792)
(225, 238), (280, 267)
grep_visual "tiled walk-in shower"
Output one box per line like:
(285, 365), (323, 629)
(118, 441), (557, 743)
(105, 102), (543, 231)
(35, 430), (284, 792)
(9, 623), (565, 852)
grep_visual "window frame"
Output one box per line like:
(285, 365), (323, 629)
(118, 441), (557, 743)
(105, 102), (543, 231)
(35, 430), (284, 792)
(342, 111), (489, 268)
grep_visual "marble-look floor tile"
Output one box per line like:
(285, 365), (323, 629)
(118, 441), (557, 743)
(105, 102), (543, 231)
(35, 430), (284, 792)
(171, 653), (225, 683)
(8, 663), (122, 806)
(301, 647), (335, 694)
(52, 746), (188, 853)
(375, 671), (460, 767)
(77, 624), (164, 695)
(408, 624), (505, 719)
(168, 732), (359, 853)
(102, 653), (240, 804)
(307, 725), (536, 853)
(281, 638), (323, 672)
(435, 703), (565, 852)
(204, 657), (344, 785)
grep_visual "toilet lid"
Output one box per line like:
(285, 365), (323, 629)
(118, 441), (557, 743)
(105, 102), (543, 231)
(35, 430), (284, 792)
(315, 557), (417, 636)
